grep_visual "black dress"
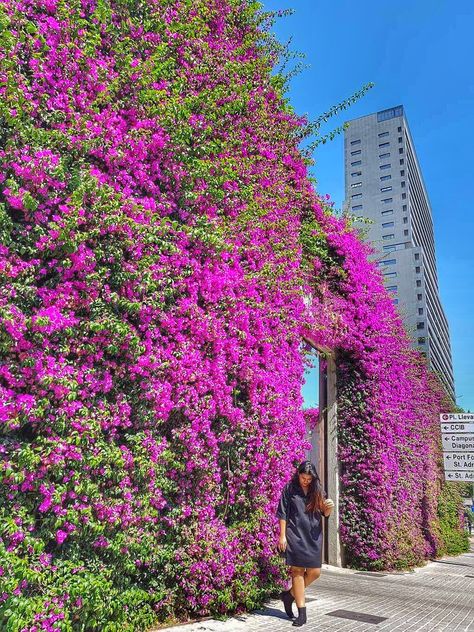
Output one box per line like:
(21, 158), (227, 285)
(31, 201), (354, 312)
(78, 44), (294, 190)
(276, 481), (324, 569)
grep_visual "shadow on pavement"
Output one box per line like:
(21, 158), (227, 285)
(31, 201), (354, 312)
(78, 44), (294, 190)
(251, 607), (290, 620)
(429, 559), (474, 568)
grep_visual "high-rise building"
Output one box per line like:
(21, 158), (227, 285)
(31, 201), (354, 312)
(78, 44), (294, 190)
(344, 105), (455, 400)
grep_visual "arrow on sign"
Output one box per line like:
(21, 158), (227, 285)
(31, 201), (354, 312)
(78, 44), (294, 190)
(445, 470), (474, 482)
(440, 423), (474, 433)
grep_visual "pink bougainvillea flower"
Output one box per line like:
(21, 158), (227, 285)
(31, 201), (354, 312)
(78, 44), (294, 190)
(0, 0), (463, 629)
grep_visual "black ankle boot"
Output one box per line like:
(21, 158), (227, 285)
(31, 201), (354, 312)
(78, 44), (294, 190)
(292, 606), (307, 627)
(279, 589), (295, 619)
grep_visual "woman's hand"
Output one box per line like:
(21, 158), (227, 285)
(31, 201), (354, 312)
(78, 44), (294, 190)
(278, 535), (287, 552)
(322, 498), (335, 516)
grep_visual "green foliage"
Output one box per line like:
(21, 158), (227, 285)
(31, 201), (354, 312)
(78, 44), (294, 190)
(302, 83), (375, 153)
(437, 483), (470, 556)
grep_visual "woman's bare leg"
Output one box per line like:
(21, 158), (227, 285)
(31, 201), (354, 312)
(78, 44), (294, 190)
(304, 567), (321, 587)
(290, 566), (306, 608)
(290, 567), (321, 594)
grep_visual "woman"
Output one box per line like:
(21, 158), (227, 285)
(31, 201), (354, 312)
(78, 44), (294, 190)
(276, 460), (334, 627)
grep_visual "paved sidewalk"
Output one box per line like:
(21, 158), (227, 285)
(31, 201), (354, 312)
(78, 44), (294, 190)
(170, 540), (474, 632)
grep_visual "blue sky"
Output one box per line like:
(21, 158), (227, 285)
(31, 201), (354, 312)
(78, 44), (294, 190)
(262, 0), (474, 411)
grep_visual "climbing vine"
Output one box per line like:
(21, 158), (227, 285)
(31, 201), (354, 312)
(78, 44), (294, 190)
(0, 0), (465, 629)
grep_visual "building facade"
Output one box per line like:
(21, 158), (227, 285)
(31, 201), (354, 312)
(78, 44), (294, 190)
(344, 105), (455, 400)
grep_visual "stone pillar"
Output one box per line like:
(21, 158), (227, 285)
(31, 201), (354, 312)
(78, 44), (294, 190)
(325, 354), (343, 567)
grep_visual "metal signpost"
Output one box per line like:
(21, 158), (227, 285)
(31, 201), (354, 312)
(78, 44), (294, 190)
(440, 413), (474, 483)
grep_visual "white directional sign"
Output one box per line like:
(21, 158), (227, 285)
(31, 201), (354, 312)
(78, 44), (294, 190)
(443, 453), (474, 469)
(440, 413), (474, 483)
(441, 433), (474, 451)
(440, 413), (474, 422)
(440, 422), (474, 434)
(445, 470), (474, 482)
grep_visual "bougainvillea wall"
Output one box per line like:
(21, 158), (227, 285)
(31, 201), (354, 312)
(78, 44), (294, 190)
(0, 0), (466, 629)
(302, 214), (460, 570)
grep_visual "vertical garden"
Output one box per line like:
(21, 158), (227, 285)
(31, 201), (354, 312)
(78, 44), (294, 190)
(0, 0), (467, 629)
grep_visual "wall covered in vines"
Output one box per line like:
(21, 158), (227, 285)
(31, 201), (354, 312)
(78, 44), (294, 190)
(0, 0), (465, 629)
(302, 214), (460, 570)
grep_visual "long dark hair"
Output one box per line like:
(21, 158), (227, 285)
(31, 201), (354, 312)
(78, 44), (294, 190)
(291, 460), (325, 514)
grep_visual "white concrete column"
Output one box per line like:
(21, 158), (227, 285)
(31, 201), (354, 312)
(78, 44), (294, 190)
(325, 354), (343, 567)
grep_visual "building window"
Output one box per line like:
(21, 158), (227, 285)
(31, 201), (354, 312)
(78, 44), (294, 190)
(403, 205), (407, 211)
(401, 181), (406, 188)
(382, 197), (393, 203)
(399, 147), (404, 154)
(382, 221), (394, 228)
(417, 322), (425, 330)
(386, 285), (397, 292)
(379, 142), (390, 148)
(352, 204), (363, 211)
(351, 160), (362, 167)
(404, 229), (409, 236)
(383, 242), (405, 251)
(393, 298), (399, 305)
(417, 293), (422, 300)
(381, 209), (394, 215)
(416, 280), (422, 287)
(377, 258), (397, 265)
(379, 152), (390, 159)
(351, 171), (362, 177)
(351, 193), (362, 199)
(382, 234), (395, 240)
(380, 164), (391, 170)
(398, 136), (403, 143)
(415, 266), (420, 273)
(400, 169), (405, 176)
(380, 175), (392, 182)
(384, 271), (397, 278)
(351, 139), (361, 145)
(418, 308), (423, 315)
(400, 158), (404, 165)
(380, 186), (392, 192)
(415, 253), (420, 260)
(403, 217), (408, 224)
(351, 182), (362, 188)
(402, 193), (407, 199)
(351, 150), (361, 156)
(378, 131), (390, 138)
(383, 244), (403, 252)
(418, 337), (426, 344)
(377, 106), (403, 122)
(398, 126), (402, 132)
